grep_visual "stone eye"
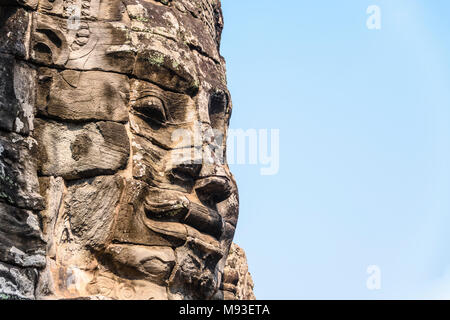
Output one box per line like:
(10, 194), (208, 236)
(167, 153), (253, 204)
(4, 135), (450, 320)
(134, 96), (167, 123)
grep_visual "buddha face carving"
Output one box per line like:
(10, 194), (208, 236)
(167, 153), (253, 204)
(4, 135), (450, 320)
(8, 0), (240, 300)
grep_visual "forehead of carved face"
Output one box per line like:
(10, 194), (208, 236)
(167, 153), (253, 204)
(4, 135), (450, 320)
(30, 0), (238, 299)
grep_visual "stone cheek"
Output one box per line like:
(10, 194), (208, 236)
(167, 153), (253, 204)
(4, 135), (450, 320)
(64, 175), (124, 250)
(34, 119), (130, 180)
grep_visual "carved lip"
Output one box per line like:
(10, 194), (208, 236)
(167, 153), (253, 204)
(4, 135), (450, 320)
(144, 198), (224, 240)
(142, 219), (224, 259)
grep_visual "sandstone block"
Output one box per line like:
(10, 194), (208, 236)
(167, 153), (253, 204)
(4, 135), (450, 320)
(64, 175), (123, 250)
(37, 68), (129, 123)
(35, 119), (130, 180)
(0, 131), (44, 210)
(0, 262), (38, 300)
(0, 7), (30, 59)
(0, 202), (46, 269)
(0, 54), (36, 135)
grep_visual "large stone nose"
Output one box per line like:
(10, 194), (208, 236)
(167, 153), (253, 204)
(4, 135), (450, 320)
(191, 109), (233, 204)
(195, 176), (233, 204)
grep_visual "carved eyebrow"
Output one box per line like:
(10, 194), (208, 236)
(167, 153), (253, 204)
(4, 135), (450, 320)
(135, 89), (164, 100)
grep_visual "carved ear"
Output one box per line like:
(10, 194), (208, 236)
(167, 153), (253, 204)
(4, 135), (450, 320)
(32, 15), (69, 66)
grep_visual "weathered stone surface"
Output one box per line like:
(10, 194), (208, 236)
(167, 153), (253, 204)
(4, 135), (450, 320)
(85, 269), (169, 300)
(129, 78), (198, 147)
(103, 244), (176, 286)
(38, 176), (65, 259)
(0, 7), (30, 59)
(31, 12), (135, 74)
(0, 262), (38, 300)
(169, 240), (223, 300)
(35, 176), (64, 299)
(111, 179), (186, 248)
(0, 131), (44, 210)
(37, 0), (124, 21)
(35, 119), (130, 180)
(0, 0), (253, 300)
(2, 0), (38, 10)
(28, 1), (228, 95)
(131, 134), (190, 192)
(37, 68), (129, 122)
(0, 202), (46, 269)
(223, 244), (255, 300)
(64, 175), (123, 250)
(0, 54), (36, 135)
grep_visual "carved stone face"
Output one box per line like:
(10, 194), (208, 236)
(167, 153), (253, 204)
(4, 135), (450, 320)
(1, 0), (239, 299)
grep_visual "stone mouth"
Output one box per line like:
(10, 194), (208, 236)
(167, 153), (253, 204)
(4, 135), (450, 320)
(144, 198), (224, 241)
(141, 219), (224, 259)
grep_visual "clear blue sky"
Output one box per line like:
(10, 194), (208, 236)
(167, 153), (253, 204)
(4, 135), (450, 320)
(221, 0), (450, 299)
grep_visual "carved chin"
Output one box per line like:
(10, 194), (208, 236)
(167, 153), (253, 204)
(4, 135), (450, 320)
(89, 240), (224, 300)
